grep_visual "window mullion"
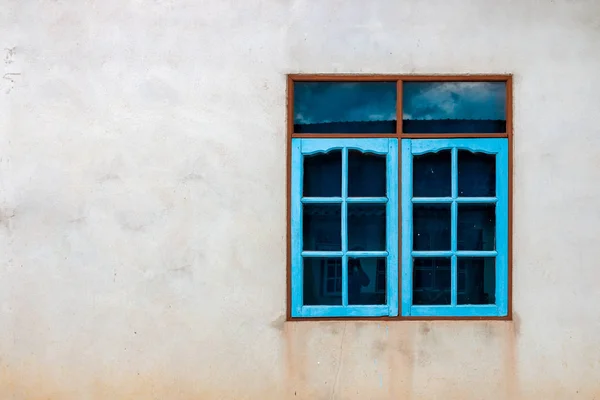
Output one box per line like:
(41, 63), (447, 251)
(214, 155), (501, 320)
(341, 147), (349, 307)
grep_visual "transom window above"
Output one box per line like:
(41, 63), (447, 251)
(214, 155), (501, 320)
(288, 75), (512, 320)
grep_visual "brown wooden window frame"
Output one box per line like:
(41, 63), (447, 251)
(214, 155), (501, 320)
(286, 74), (513, 321)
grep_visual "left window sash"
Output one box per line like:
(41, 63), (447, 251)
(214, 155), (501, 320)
(291, 138), (399, 318)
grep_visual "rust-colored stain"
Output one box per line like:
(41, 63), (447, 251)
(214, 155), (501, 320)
(2, 318), (600, 399)
(278, 319), (600, 400)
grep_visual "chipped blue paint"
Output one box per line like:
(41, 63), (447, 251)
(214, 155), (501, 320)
(387, 139), (399, 316)
(345, 251), (388, 257)
(456, 250), (498, 257)
(291, 139), (303, 317)
(410, 138), (502, 155)
(401, 140), (413, 316)
(412, 196), (498, 203)
(292, 138), (398, 317)
(402, 138), (509, 317)
(299, 305), (390, 317)
(301, 197), (343, 204)
(410, 304), (500, 317)
(300, 138), (390, 155)
(496, 142), (509, 316)
(346, 197), (388, 203)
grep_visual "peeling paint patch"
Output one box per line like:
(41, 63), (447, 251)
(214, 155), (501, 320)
(270, 314), (286, 331)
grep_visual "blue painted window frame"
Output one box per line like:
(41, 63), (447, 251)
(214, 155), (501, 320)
(291, 138), (399, 318)
(401, 138), (509, 317)
(290, 137), (508, 319)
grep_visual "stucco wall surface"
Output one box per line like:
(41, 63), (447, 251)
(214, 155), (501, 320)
(1, 0), (600, 399)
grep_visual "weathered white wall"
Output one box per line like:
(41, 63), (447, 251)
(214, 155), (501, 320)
(1, 0), (600, 398)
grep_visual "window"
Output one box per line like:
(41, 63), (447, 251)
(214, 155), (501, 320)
(291, 138), (398, 316)
(288, 75), (512, 319)
(401, 139), (508, 317)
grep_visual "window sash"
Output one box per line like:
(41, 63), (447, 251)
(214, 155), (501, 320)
(290, 138), (508, 318)
(401, 138), (509, 317)
(291, 138), (399, 318)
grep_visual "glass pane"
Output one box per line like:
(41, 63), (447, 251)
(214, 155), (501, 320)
(376, 259), (386, 292)
(303, 257), (342, 305)
(413, 204), (451, 251)
(413, 258), (451, 305)
(458, 150), (496, 197)
(403, 82), (506, 134)
(348, 150), (386, 197)
(303, 204), (341, 251)
(458, 258), (496, 305)
(348, 257), (386, 305)
(457, 204), (495, 251)
(348, 203), (386, 251)
(413, 150), (451, 197)
(303, 150), (342, 197)
(294, 82), (397, 133)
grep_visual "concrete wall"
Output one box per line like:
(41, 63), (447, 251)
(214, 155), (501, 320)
(1, 0), (600, 398)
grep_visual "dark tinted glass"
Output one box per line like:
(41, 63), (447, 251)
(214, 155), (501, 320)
(413, 150), (451, 197)
(303, 204), (341, 251)
(403, 82), (506, 133)
(348, 203), (386, 251)
(303, 150), (342, 197)
(348, 150), (386, 197)
(375, 258), (386, 293)
(457, 258), (495, 305)
(457, 204), (496, 251)
(294, 82), (396, 133)
(458, 150), (496, 197)
(413, 258), (451, 305)
(303, 257), (342, 305)
(413, 204), (451, 251)
(347, 257), (386, 305)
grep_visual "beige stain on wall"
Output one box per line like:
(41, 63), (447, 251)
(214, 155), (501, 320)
(5, 318), (600, 399)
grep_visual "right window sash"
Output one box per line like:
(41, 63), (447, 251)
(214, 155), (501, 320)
(401, 138), (508, 317)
